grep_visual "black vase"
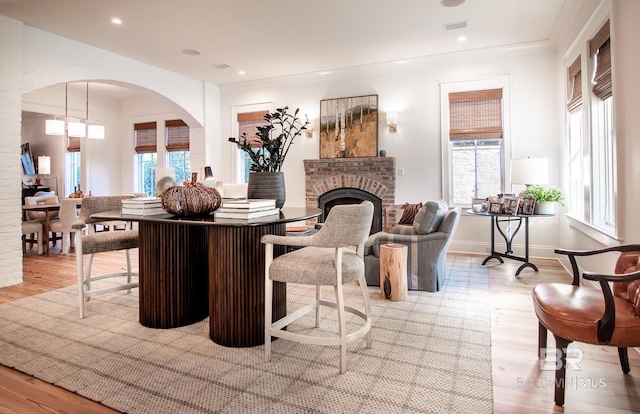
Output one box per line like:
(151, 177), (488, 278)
(247, 171), (286, 208)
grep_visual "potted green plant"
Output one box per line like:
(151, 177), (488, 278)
(228, 107), (308, 208)
(524, 184), (565, 215)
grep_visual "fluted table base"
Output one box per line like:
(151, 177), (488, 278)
(138, 222), (209, 328)
(208, 223), (287, 347)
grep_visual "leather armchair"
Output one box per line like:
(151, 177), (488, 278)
(364, 201), (461, 292)
(532, 245), (640, 406)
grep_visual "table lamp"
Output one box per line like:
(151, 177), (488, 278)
(510, 157), (549, 194)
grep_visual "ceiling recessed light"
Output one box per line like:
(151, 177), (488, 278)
(182, 49), (200, 56)
(111, 17), (122, 25)
(440, 0), (465, 7)
(458, 36), (467, 42)
(238, 70), (246, 75)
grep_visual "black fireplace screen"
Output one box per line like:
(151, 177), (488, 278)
(317, 188), (382, 234)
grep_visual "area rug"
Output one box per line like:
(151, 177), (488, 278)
(0, 255), (492, 413)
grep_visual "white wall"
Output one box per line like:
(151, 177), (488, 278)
(219, 45), (562, 258)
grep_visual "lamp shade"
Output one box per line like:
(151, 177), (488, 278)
(386, 111), (398, 125)
(45, 119), (65, 135)
(511, 157), (549, 186)
(88, 124), (105, 139)
(37, 156), (51, 175)
(68, 121), (86, 138)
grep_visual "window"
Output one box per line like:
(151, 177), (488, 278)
(134, 122), (158, 196)
(65, 151), (81, 196)
(236, 111), (269, 183)
(165, 120), (190, 184)
(446, 88), (504, 205)
(65, 134), (81, 196)
(566, 19), (616, 238)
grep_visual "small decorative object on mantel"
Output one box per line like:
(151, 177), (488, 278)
(228, 106), (309, 208)
(161, 172), (222, 216)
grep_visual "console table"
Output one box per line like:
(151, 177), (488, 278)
(469, 210), (553, 276)
(92, 207), (321, 347)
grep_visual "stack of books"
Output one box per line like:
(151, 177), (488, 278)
(214, 199), (279, 219)
(121, 197), (165, 216)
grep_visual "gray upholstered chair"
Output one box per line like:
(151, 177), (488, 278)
(262, 201), (374, 373)
(73, 195), (139, 318)
(364, 200), (461, 292)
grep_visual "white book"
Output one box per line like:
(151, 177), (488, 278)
(122, 197), (162, 204)
(214, 208), (280, 220)
(220, 198), (276, 210)
(217, 204), (277, 214)
(122, 207), (166, 215)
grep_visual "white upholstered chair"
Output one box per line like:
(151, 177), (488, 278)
(23, 195), (60, 222)
(73, 195), (139, 318)
(262, 201), (374, 373)
(21, 220), (43, 255)
(49, 198), (81, 254)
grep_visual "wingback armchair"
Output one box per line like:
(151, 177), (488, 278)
(364, 200), (461, 292)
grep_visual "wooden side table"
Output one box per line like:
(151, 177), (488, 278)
(380, 243), (408, 301)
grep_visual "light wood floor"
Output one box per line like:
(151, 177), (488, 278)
(1, 245), (639, 413)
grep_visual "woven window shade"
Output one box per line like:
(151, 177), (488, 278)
(165, 119), (189, 151)
(134, 121), (157, 153)
(238, 111), (269, 148)
(449, 88), (503, 141)
(589, 20), (612, 100)
(567, 56), (582, 112)
(67, 135), (80, 152)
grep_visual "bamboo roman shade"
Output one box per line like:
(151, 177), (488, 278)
(237, 111), (268, 148)
(67, 135), (80, 152)
(567, 56), (582, 112)
(449, 88), (503, 141)
(165, 119), (189, 151)
(589, 20), (612, 100)
(134, 122), (157, 153)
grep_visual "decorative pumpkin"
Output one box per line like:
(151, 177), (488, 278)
(161, 172), (222, 216)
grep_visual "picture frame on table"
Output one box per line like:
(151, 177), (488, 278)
(502, 196), (520, 215)
(519, 198), (536, 215)
(489, 202), (503, 214)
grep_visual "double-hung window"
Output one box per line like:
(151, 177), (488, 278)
(442, 85), (507, 205)
(566, 19), (616, 238)
(236, 111), (269, 183)
(134, 122), (158, 196)
(165, 119), (190, 185)
(65, 135), (81, 196)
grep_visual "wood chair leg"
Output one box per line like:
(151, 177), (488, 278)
(538, 321), (548, 359)
(618, 347), (630, 374)
(554, 335), (572, 407)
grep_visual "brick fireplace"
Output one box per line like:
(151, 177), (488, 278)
(303, 157), (396, 233)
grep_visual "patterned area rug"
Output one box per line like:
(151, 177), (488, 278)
(0, 256), (492, 413)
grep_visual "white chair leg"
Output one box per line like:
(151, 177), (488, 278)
(125, 249), (132, 293)
(358, 275), (373, 348)
(315, 285), (322, 328)
(335, 282), (347, 374)
(86, 254), (94, 295)
(76, 241), (85, 319)
(61, 233), (70, 254)
(36, 228), (43, 255)
(264, 243), (274, 362)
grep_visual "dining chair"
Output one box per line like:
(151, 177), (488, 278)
(24, 195), (60, 222)
(49, 198), (81, 254)
(74, 195), (139, 318)
(21, 220), (43, 255)
(262, 201), (374, 373)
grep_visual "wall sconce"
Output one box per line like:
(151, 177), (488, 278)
(306, 128), (313, 138)
(386, 112), (398, 132)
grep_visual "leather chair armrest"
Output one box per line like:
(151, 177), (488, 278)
(556, 244), (640, 286)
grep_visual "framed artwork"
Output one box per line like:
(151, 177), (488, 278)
(489, 202), (503, 214)
(502, 196), (520, 215)
(319, 95), (378, 158)
(519, 198), (536, 215)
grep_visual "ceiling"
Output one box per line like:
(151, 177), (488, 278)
(0, 0), (594, 92)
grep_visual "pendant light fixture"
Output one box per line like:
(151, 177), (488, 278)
(45, 82), (105, 139)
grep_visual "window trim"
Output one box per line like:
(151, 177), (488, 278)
(440, 77), (512, 206)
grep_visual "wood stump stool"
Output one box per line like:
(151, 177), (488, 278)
(379, 243), (408, 301)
